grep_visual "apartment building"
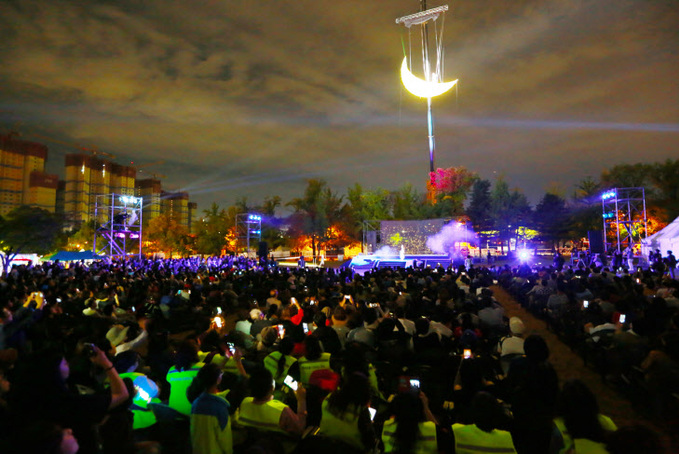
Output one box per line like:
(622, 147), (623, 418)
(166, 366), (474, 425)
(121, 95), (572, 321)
(63, 153), (136, 225)
(0, 134), (58, 216)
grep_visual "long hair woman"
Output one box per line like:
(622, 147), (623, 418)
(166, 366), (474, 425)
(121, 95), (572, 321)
(318, 371), (376, 451)
(382, 391), (441, 454)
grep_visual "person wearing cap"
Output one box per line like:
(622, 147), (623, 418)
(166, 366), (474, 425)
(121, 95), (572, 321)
(497, 317), (526, 357)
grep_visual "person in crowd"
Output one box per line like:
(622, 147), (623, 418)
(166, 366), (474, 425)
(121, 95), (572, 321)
(497, 316), (526, 358)
(235, 367), (307, 436)
(297, 336), (332, 387)
(264, 336), (298, 399)
(8, 345), (129, 454)
(190, 363), (233, 454)
(318, 371), (376, 451)
(550, 379), (617, 454)
(452, 392), (516, 454)
(382, 390), (446, 453)
(167, 339), (206, 416)
(505, 334), (559, 454)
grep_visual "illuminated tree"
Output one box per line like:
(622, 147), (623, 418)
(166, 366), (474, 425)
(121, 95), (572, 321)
(145, 213), (191, 257)
(427, 166), (477, 209)
(287, 179), (347, 259)
(346, 183), (392, 240)
(392, 183), (424, 220)
(65, 220), (97, 251)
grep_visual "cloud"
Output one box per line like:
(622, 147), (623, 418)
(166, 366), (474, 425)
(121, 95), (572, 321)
(0, 0), (677, 211)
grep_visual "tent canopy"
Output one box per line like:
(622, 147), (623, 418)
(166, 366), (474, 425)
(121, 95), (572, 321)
(641, 216), (679, 257)
(48, 250), (103, 262)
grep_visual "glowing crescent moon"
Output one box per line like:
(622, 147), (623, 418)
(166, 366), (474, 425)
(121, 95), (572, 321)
(400, 57), (457, 98)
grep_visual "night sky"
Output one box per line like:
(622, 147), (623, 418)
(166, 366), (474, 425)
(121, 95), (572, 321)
(1, 0), (678, 211)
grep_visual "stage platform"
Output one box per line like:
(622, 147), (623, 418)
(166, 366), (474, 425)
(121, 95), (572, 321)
(347, 253), (464, 274)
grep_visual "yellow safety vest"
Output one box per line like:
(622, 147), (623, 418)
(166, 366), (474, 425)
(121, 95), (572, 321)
(453, 423), (517, 454)
(298, 353), (331, 386)
(318, 399), (364, 450)
(572, 439), (610, 454)
(236, 397), (289, 435)
(553, 415), (617, 454)
(382, 419), (437, 454)
(166, 362), (205, 416)
(264, 352), (298, 385)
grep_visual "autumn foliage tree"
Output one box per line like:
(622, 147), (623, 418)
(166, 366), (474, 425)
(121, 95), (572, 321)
(427, 166), (477, 217)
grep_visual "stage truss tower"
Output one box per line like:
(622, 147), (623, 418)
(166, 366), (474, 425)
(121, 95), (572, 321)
(93, 193), (143, 258)
(601, 187), (647, 253)
(236, 213), (262, 258)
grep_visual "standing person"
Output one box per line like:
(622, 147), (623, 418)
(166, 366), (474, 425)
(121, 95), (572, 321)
(626, 246), (635, 271)
(665, 250), (677, 279)
(190, 363), (233, 454)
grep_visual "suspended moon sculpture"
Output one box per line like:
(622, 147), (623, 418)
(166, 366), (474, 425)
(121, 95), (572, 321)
(400, 57), (457, 99)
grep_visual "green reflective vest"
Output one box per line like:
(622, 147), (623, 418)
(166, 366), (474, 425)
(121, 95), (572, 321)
(318, 399), (364, 451)
(166, 362), (205, 416)
(382, 419), (437, 454)
(298, 353), (331, 386)
(553, 414), (616, 454)
(236, 397), (288, 435)
(572, 439), (610, 454)
(453, 423), (517, 454)
(264, 352), (298, 385)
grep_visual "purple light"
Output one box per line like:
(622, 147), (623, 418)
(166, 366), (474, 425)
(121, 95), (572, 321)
(130, 233), (140, 239)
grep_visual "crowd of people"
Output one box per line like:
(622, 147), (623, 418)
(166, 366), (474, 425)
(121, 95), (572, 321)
(0, 252), (676, 453)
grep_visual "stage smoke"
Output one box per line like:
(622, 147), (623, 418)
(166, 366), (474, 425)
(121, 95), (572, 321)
(426, 222), (477, 254)
(372, 246), (398, 258)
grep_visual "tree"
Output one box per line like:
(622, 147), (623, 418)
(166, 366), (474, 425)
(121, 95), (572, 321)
(255, 196), (287, 253)
(391, 183), (425, 220)
(346, 183), (392, 241)
(145, 213), (191, 257)
(490, 178), (532, 254)
(533, 192), (569, 248)
(427, 166), (478, 216)
(466, 179), (493, 233)
(601, 163), (652, 189)
(193, 203), (231, 256)
(66, 220), (97, 251)
(0, 206), (61, 274)
(287, 179), (346, 258)
(649, 159), (679, 221)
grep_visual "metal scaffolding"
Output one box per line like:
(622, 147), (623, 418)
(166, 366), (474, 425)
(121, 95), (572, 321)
(601, 187), (647, 253)
(93, 194), (143, 258)
(235, 213), (262, 258)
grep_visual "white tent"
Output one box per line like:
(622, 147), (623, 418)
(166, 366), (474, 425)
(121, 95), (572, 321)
(641, 216), (679, 257)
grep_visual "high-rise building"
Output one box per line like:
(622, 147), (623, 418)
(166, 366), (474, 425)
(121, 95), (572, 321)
(135, 178), (162, 223)
(63, 153), (136, 226)
(0, 134), (58, 216)
(161, 191), (193, 232)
